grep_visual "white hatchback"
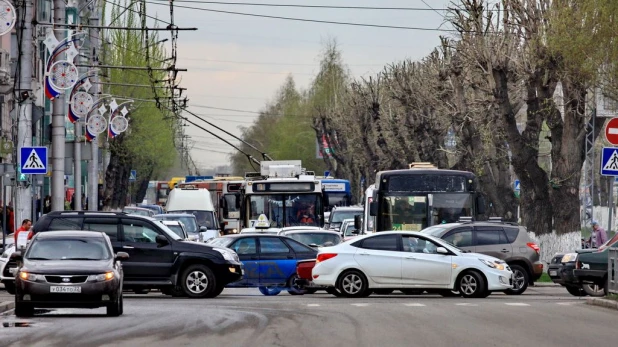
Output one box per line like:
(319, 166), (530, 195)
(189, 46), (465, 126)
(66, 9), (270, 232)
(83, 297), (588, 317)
(312, 231), (514, 298)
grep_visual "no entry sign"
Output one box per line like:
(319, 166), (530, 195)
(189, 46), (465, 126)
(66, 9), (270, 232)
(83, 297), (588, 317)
(605, 118), (618, 145)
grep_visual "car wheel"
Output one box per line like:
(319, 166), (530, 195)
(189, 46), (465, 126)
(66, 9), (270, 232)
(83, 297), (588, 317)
(604, 277), (609, 297)
(326, 287), (343, 297)
(336, 270), (369, 298)
(436, 290), (461, 297)
(458, 271), (488, 298)
(206, 284), (225, 298)
(373, 289), (394, 295)
(582, 283), (605, 297)
(565, 285), (586, 296)
(4, 282), (15, 295)
(107, 294), (123, 317)
(287, 274), (307, 295)
(181, 264), (217, 298)
(504, 265), (529, 295)
(133, 289), (151, 295)
(14, 302), (33, 318)
(258, 286), (282, 296)
(400, 289), (424, 295)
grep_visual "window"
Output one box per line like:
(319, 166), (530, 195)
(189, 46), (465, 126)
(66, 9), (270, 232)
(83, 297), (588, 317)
(284, 238), (316, 253)
(231, 238), (257, 255)
(259, 237), (290, 254)
(475, 226), (508, 246)
(123, 221), (160, 243)
(83, 218), (119, 241)
(503, 227), (520, 243)
(402, 235), (441, 254)
(359, 235), (399, 251)
(48, 218), (82, 231)
(443, 228), (473, 248)
(27, 238), (112, 260)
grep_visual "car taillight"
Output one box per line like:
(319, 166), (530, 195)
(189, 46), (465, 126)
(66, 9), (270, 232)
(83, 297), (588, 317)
(527, 242), (540, 254)
(316, 253), (337, 263)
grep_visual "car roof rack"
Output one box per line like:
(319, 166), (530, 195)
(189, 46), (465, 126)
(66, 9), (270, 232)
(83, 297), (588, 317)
(458, 216), (474, 223)
(45, 211), (128, 216)
(487, 217), (503, 222)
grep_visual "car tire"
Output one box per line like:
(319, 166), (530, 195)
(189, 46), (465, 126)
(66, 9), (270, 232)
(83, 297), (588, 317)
(4, 282), (15, 295)
(287, 274), (307, 295)
(436, 290), (460, 297)
(400, 289), (424, 295)
(258, 286), (282, 296)
(14, 302), (33, 318)
(458, 271), (488, 298)
(336, 270), (369, 298)
(565, 285), (586, 296)
(206, 284), (225, 298)
(326, 287), (343, 297)
(181, 264), (217, 298)
(582, 283), (605, 297)
(107, 295), (123, 317)
(504, 265), (529, 295)
(604, 277), (609, 297)
(133, 289), (151, 295)
(373, 289), (394, 295)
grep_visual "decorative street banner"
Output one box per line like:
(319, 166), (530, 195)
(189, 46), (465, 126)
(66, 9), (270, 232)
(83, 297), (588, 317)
(43, 30), (85, 100)
(316, 133), (335, 159)
(0, 0), (16, 37)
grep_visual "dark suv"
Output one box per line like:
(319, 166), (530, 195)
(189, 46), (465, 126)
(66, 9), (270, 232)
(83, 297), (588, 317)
(422, 218), (543, 295)
(30, 211), (243, 298)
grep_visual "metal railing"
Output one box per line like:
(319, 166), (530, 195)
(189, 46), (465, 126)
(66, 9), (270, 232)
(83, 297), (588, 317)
(609, 247), (618, 295)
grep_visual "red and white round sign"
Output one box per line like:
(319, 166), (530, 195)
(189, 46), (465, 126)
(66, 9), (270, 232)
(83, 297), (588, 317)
(605, 118), (618, 145)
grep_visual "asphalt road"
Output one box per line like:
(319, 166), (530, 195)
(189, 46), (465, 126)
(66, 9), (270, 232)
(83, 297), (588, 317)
(0, 286), (613, 347)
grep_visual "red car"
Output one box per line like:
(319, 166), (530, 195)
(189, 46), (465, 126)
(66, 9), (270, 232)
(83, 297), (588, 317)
(295, 259), (340, 296)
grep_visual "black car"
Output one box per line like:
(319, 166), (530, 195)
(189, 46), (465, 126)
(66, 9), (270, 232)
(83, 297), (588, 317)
(32, 211), (243, 298)
(13, 231), (128, 317)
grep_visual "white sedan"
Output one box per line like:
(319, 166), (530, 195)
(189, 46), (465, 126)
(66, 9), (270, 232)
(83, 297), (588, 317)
(312, 231), (513, 298)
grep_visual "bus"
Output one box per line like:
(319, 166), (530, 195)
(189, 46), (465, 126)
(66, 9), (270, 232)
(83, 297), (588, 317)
(368, 163), (486, 232)
(320, 178), (352, 212)
(242, 161), (324, 228)
(143, 181), (171, 206)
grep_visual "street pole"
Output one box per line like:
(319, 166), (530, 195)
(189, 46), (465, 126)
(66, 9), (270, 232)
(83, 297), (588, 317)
(88, 1), (100, 211)
(16, 0), (33, 224)
(51, 0), (66, 211)
(609, 177), (614, 232)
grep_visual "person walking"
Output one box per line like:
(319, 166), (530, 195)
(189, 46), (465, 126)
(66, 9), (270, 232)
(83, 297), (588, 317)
(591, 221), (608, 248)
(14, 219), (33, 245)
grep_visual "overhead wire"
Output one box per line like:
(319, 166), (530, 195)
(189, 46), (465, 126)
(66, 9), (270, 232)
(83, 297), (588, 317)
(146, 0), (450, 11)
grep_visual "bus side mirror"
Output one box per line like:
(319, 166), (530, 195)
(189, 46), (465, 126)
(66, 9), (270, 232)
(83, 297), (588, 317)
(354, 215), (362, 230)
(476, 195), (486, 215)
(369, 201), (377, 216)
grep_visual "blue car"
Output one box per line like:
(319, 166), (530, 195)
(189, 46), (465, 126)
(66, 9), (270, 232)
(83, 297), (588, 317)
(208, 235), (317, 295)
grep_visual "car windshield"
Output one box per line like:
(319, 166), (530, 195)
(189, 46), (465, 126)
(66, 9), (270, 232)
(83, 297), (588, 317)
(342, 224), (358, 237)
(330, 210), (362, 223)
(26, 238), (112, 260)
(154, 221), (183, 241)
(207, 237), (234, 248)
(170, 210), (216, 229)
(124, 208), (152, 217)
(166, 225), (185, 238)
(287, 233), (341, 247)
(155, 215), (199, 233)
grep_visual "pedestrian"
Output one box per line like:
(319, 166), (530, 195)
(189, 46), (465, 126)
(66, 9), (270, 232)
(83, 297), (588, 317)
(14, 219), (32, 244)
(43, 195), (52, 214)
(591, 221), (608, 248)
(7, 204), (14, 234)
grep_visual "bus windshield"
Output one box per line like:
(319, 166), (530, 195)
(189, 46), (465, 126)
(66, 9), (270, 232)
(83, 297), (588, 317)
(248, 193), (323, 228)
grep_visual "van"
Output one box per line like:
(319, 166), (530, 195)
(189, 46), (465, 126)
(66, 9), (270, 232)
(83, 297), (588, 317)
(165, 186), (219, 241)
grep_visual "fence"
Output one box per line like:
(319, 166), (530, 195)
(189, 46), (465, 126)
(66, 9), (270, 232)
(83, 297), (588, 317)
(609, 247), (618, 295)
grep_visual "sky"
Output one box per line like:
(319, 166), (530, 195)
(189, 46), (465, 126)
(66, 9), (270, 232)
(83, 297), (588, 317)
(141, 0), (455, 171)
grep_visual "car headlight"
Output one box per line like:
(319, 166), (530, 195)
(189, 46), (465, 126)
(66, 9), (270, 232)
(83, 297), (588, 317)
(479, 259), (505, 271)
(88, 272), (114, 282)
(561, 253), (578, 263)
(214, 248), (239, 262)
(19, 272), (39, 282)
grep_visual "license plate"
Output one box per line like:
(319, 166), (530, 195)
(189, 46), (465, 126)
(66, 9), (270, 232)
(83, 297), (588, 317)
(549, 270), (557, 276)
(8, 267), (17, 274)
(50, 286), (82, 293)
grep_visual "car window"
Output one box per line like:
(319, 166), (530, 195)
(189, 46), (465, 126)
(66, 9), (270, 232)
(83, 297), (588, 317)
(359, 235), (399, 251)
(402, 235), (441, 254)
(48, 217), (83, 231)
(443, 228), (473, 248)
(259, 237), (291, 254)
(284, 238), (316, 253)
(231, 238), (257, 255)
(503, 227), (520, 243)
(122, 221), (160, 243)
(475, 226), (508, 246)
(83, 218), (119, 241)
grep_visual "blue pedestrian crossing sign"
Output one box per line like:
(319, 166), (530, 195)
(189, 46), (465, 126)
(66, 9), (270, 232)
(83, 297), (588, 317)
(601, 147), (618, 176)
(20, 146), (48, 174)
(129, 170), (137, 182)
(514, 180), (520, 191)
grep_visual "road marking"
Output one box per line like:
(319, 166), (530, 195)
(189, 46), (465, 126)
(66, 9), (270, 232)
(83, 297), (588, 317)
(404, 303), (426, 307)
(306, 304), (321, 307)
(505, 303), (530, 306)
(351, 303), (370, 307)
(556, 302), (575, 306)
(455, 303), (477, 306)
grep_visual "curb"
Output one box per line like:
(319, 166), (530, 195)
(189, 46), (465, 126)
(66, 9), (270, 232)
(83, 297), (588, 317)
(586, 297), (618, 310)
(532, 282), (560, 287)
(0, 300), (14, 314)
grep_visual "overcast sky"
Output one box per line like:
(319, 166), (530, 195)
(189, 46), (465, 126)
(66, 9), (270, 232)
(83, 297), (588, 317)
(141, 0), (454, 170)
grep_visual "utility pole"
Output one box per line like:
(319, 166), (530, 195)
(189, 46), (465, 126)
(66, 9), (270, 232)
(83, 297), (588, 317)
(16, 0), (34, 224)
(88, 0), (100, 211)
(51, 0), (66, 211)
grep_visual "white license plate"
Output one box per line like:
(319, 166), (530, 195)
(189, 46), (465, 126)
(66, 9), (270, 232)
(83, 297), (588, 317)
(50, 286), (82, 293)
(8, 267), (17, 274)
(549, 271), (557, 276)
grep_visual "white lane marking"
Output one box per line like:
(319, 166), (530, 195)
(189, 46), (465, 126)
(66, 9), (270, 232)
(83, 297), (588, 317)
(307, 304), (321, 307)
(556, 302), (575, 306)
(351, 303), (370, 307)
(404, 303), (426, 307)
(455, 303), (477, 306)
(505, 303), (530, 306)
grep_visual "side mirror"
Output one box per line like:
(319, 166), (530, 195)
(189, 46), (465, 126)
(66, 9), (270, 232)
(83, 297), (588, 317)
(115, 252), (130, 261)
(436, 247), (449, 255)
(200, 226), (208, 232)
(235, 193), (242, 209)
(369, 201), (378, 216)
(308, 243), (320, 248)
(351, 229), (359, 235)
(476, 195), (486, 215)
(354, 215), (362, 230)
(155, 235), (169, 246)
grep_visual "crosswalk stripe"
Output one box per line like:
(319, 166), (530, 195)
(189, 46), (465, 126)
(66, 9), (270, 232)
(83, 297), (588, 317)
(505, 303), (530, 306)
(351, 303), (370, 307)
(556, 302), (574, 306)
(455, 303), (477, 306)
(307, 304), (321, 307)
(404, 303), (426, 307)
